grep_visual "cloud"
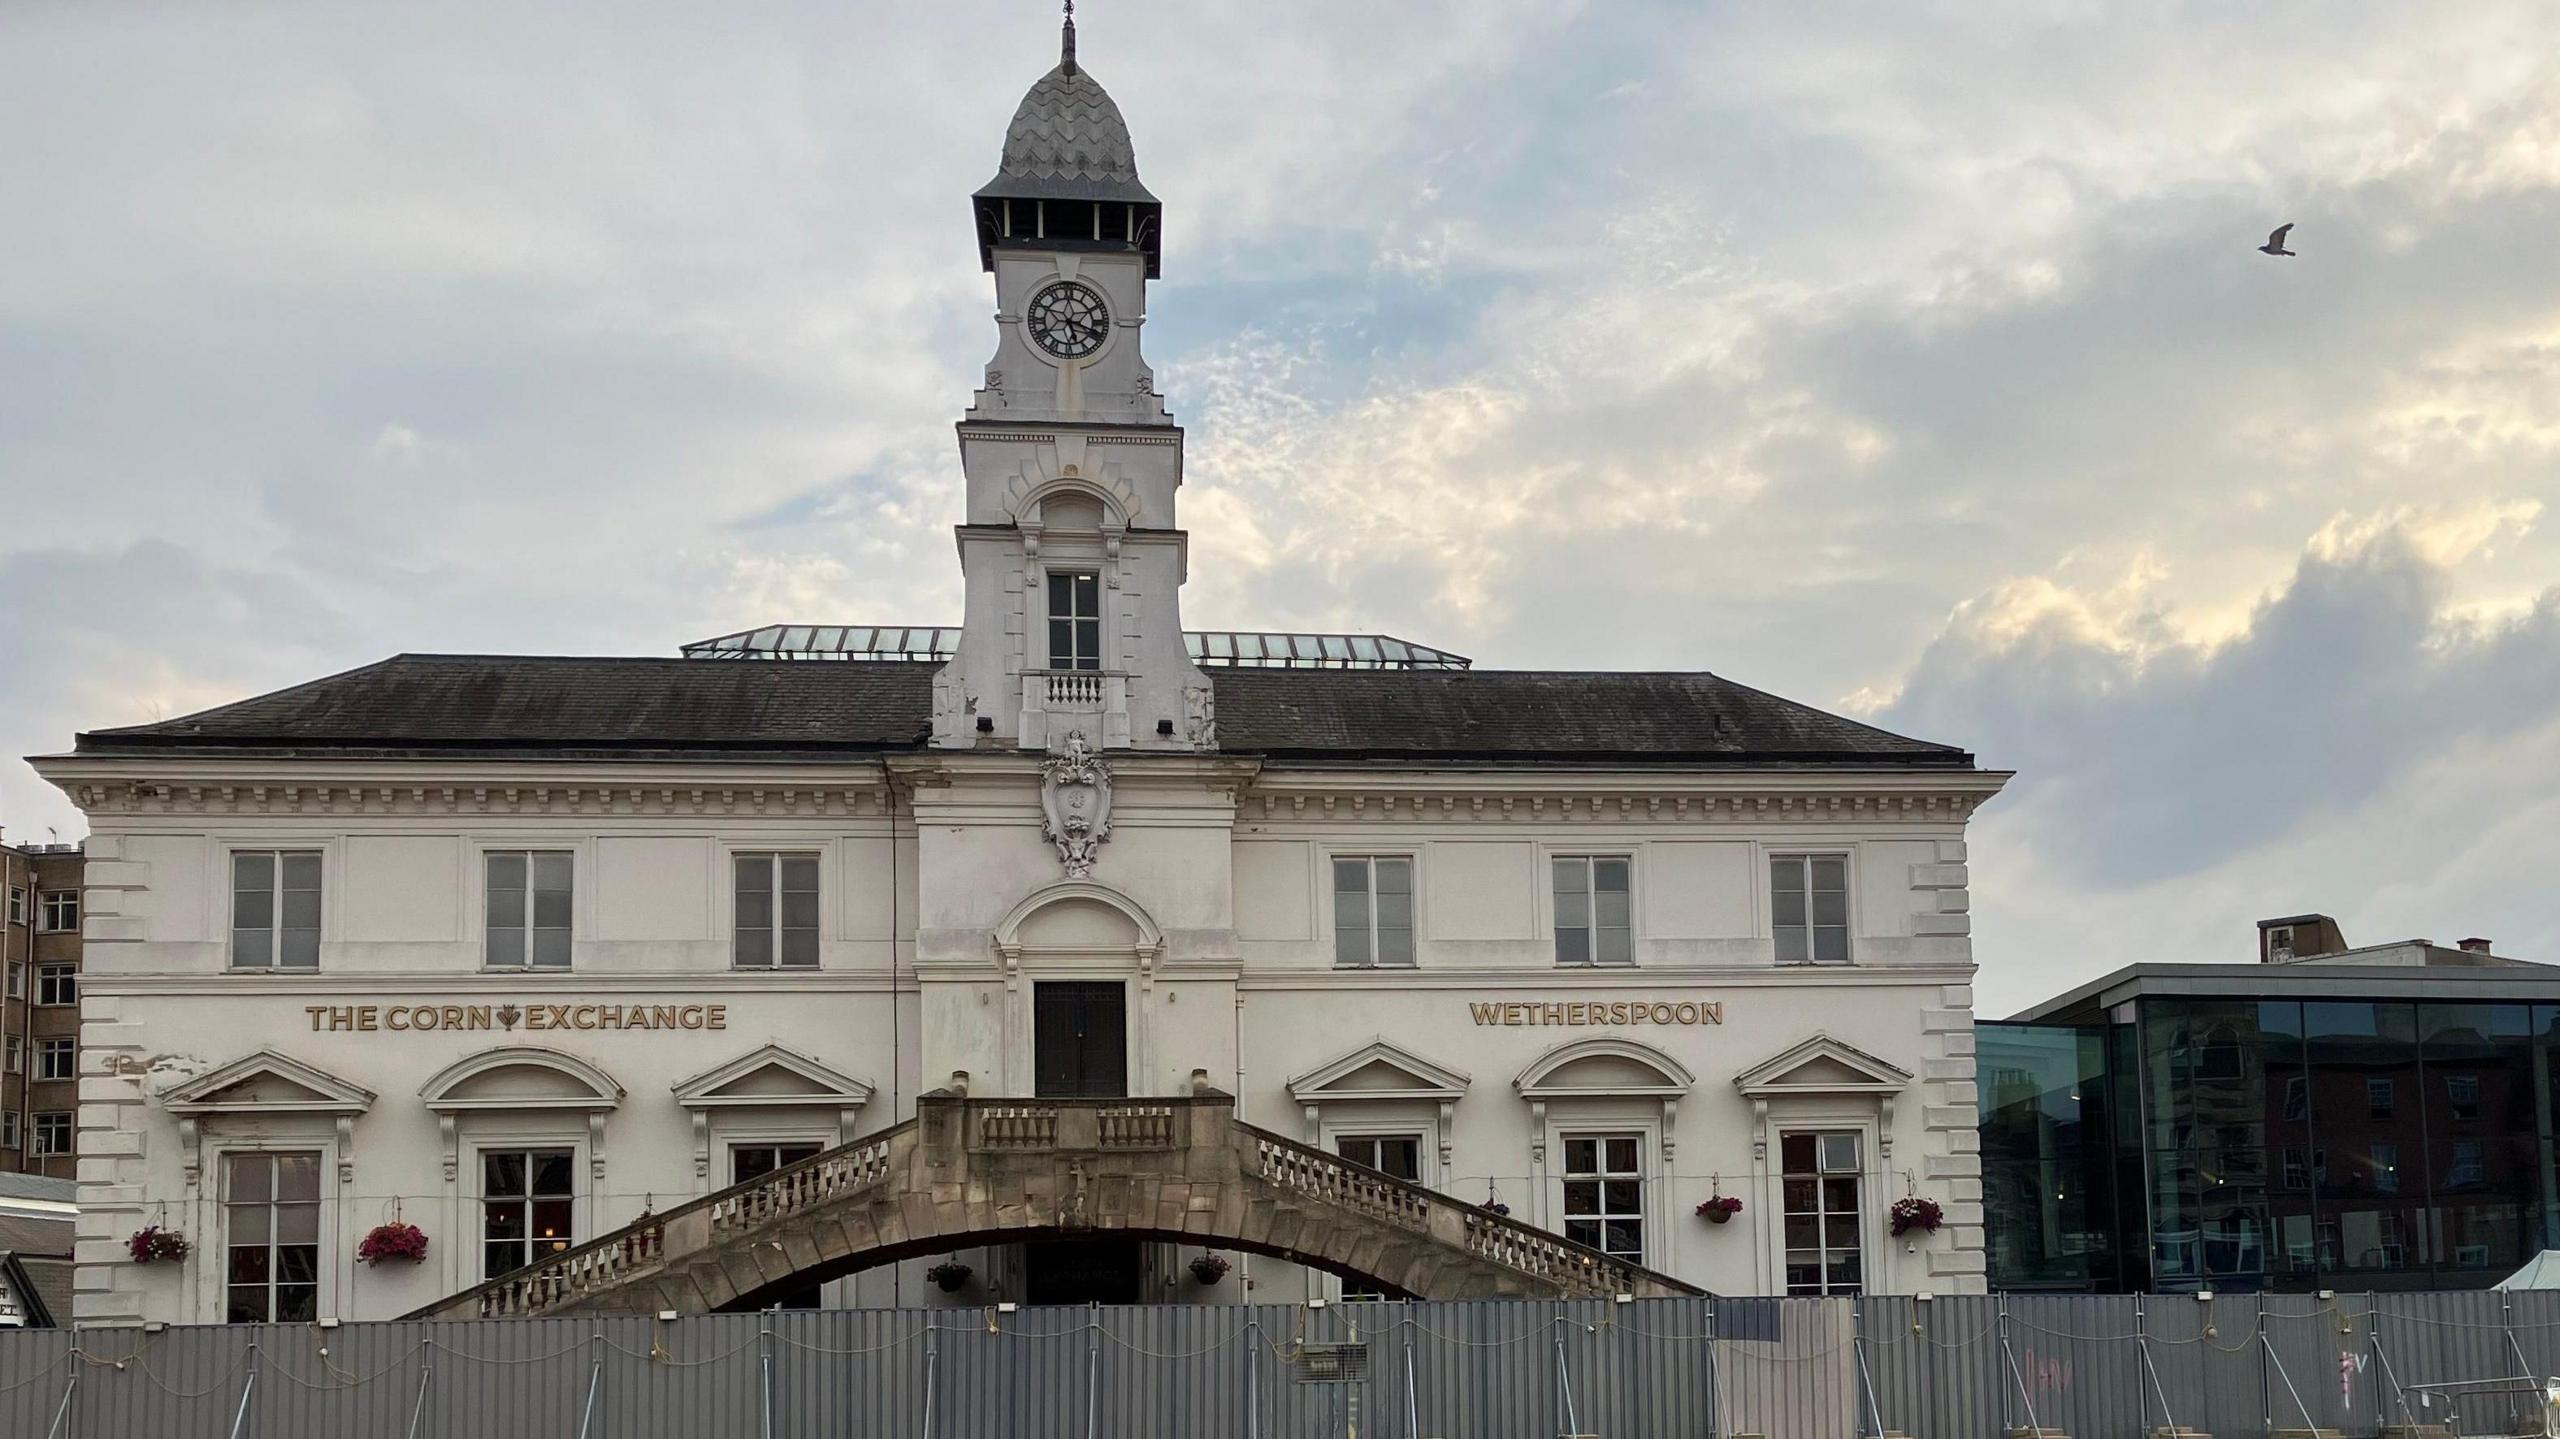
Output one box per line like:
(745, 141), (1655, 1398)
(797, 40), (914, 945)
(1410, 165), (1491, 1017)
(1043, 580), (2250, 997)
(1878, 509), (2560, 1009)
(2, 0), (2557, 1014)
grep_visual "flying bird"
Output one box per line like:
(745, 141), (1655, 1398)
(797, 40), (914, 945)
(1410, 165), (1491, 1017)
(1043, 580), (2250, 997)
(2258, 223), (2296, 257)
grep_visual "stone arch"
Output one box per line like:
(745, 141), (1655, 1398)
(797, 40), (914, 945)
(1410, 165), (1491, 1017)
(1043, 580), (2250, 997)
(1513, 1036), (1697, 1097)
(419, 1047), (625, 1111)
(992, 880), (1164, 962)
(1004, 470), (1142, 529)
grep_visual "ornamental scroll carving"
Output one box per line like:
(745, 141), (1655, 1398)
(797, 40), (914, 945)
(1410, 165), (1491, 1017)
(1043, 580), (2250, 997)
(1039, 730), (1114, 878)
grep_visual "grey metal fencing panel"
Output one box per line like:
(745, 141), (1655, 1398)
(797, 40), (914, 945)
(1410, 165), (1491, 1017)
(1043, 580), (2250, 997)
(10, 1290), (2560, 1437)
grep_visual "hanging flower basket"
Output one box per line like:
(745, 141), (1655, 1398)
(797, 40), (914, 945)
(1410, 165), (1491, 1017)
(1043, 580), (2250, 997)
(1187, 1252), (1231, 1286)
(358, 1222), (431, 1266)
(1890, 1196), (1944, 1237)
(129, 1226), (191, 1265)
(925, 1261), (973, 1293)
(1695, 1195), (1744, 1224)
(1482, 1183), (1510, 1218)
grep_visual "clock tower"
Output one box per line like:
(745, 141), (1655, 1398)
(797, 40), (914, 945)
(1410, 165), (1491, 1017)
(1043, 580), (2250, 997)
(932, 4), (1213, 754)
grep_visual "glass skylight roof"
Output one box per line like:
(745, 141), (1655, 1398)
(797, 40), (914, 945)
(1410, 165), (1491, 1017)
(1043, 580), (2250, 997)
(680, 625), (1470, 669)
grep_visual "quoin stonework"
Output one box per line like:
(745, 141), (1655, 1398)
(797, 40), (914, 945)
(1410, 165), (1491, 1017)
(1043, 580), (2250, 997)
(33, 13), (2007, 1326)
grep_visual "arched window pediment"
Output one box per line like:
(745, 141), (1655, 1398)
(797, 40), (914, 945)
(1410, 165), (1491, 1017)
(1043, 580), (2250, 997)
(1514, 1037), (1696, 1100)
(420, 1047), (624, 1114)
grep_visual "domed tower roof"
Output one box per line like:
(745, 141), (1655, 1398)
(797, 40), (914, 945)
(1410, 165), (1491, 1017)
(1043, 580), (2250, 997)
(972, 5), (1162, 275)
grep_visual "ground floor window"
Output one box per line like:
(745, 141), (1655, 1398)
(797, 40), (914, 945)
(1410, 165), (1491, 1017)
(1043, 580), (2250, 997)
(225, 1151), (321, 1323)
(1561, 1134), (1645, 1262)
(483, 1149), (575, 1279)
(1782, 1131), (1864, 1295)
(733, 1144), (824, 1308)
(1336, 1133), (1424, 1298)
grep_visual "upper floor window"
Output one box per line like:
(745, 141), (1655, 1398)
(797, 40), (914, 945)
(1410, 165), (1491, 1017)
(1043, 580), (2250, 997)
(1771, 854), (1850, 964)
(5, 961), (19, 998)
(2367, 1077), (2395, 1118)
(32, 1112), (72, 1157)
(224, 1151), (320, 1323)
(735, 853), (819, 969)
(0, 1112), (16, 1150)
(37, 891), (77, 933)
(1552, 857), (1631, 966)
(36, 965), (75, 1007)
(1046, 570), (1102, 671)
(3, 1036), (18, 1073)
(485, 851), (573, 970)
(231, 850), (321, 970)
(1332, 857), (1414, 968)
(37, 1038), (74, 1081)
(4, 887), (22, 925)
(2446, 1073), (2480, 1119)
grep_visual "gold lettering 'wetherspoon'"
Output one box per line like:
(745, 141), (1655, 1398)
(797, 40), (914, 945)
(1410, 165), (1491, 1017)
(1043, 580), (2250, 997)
(1467, 999), (1723, 1027)
(302, 1002), (728, 1034)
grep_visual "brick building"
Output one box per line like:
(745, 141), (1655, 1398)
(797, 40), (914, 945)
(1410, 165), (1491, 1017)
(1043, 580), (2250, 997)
(1, 839), (81, 1178)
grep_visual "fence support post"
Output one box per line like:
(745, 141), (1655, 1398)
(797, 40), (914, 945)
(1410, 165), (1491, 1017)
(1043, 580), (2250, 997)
(1853, 1296), (1885, 1439)
(1552, 1323), (1581, 1439)
(759, 1312), (776, 1439)
(1403, 1321), (1419, 1439)
(227, 1341), (261, 1439)
(574, 1328), (605, 1439)
(2134, 1293), (2149, 1435)
(920, 1318), (938, 1439)
(1085, 1303), (1102, 1439)
(2257, 1293), (2272, 1439)
(1244, 1318), (1258, 1439)
(1706, 1299), (1723, 1439)
(2370, 1300), (2419, 1432)
(1997, 1292), (2043, 1438)
(42, 1366), (76, 1439)
(403, 1337), (436, 1439)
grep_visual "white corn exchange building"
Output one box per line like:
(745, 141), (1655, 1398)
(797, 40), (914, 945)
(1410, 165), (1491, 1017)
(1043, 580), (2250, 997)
(34, 16), (2006, 1327)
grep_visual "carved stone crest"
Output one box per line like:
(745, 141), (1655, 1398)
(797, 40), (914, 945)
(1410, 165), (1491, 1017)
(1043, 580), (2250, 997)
(1039, 730), (1114, 877)
(1183, 683), (1216, 747)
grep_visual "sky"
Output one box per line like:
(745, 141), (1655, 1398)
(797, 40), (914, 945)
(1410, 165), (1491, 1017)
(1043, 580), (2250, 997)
(2, 0), (2556, 1014)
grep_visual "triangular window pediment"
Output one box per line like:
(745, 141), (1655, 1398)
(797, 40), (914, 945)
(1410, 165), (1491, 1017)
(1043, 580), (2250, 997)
(161, 1051), (375, 1116)
(674, 1045), (874, 1112)
(1287, 1039), (1470, 1105)
(1732, 1034), (1912, 1098)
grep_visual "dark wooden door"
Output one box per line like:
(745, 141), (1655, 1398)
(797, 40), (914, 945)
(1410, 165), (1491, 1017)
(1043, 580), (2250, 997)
(1034, 981), (1128, 1098)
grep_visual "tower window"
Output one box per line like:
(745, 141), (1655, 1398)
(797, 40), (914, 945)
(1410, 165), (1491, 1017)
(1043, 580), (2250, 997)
(1048, 571), (1103, 670)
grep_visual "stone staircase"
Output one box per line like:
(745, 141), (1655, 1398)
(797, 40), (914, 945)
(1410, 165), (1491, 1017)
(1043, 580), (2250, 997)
(410, 1084), (1699, 1319)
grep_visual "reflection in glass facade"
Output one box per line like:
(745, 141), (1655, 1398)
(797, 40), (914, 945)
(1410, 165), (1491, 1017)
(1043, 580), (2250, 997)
(1983, 1000), (2560, 1292)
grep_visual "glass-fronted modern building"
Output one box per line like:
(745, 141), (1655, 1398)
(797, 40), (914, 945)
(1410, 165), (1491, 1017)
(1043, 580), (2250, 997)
(1981, 920), (2560, 1293)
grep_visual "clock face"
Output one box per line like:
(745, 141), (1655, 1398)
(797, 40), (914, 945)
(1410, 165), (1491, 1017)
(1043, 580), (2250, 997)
(1026, 281), (1110, 359)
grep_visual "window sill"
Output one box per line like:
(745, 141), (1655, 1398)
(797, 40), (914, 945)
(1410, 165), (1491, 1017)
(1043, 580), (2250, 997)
(729, 965), (825, 974)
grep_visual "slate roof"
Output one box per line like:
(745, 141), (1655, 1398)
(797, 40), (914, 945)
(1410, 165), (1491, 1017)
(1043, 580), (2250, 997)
(1210, 668), (1968, 765)
(977, 61), (1156, 205)
(76, 656), (935, 759)
(72, 654), (1971, 767)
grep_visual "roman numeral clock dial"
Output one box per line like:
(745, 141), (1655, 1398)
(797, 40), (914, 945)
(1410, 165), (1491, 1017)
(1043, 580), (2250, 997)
(1026, 280), (1110, 359)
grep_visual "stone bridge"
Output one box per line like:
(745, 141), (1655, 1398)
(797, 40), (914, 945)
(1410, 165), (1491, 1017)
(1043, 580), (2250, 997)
(414, 1084), (1699, 1319)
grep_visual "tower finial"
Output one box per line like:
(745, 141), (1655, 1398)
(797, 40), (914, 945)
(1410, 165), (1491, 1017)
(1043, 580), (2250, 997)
(1061, 0), (1077, 74)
